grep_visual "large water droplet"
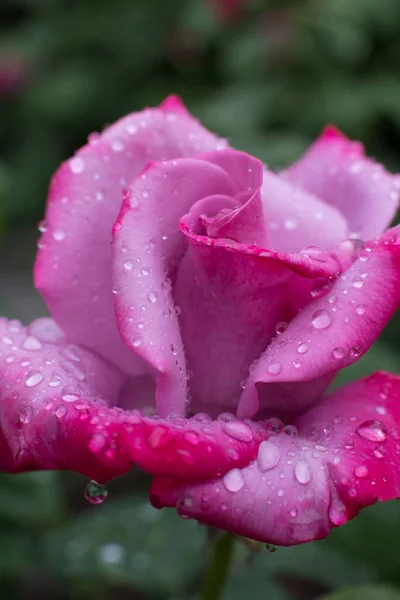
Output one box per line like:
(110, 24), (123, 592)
(70, 156), (85, 174)
(268, 362), (282, 375)
(300, 246), (327, 262)
(22, 336), (42, 351)
(222, 420), (253, 442)
(332, 347), (345, 360)
(148, 291), (158, 303)
(297, 342), (308, 354)
(25, 370), (44, 387)
(294, 459), (312, 484)
(223, 469), (244, 493)
(311, 309), (332, 330)
(356, 420), (387, 442)
(85, 480), (108, 505)
(257, 441), (281, 471)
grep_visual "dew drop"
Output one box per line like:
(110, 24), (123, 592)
(356, 304), (366, 315)
(300, 246), (327, 262)
(311, 309), (332, 330)
(355, 465), (368, 478)
(265, 543), (277, 553)
(70, 156), (85, 174)
(148, 291), (158, 303)
(53, 229), (65, 241)
(373, 445), (386, 458)
(25, 370), (44, 387)
(356, 420), (387, 442)
(265, 418), (283, 434)
(350, 346), (361, 358)
(19, 406), (33, 424)
(22, 336), (42, 351)
(297, 342), (308, 354)
(257, 441), (281, 471)
(55, 404), (67, 419)
(222, 420), (253, 442)
(123, 260), (133, 271)
(275, 322), (287, 335)
(132, 339), (142, 348)
(111, 139), (125, 152)
(38, 220), (48, 233)
(268, 362), (282, 375)
(85, 480), (108, 505)
(294, 459), (312, 484)
(284, 217), (298, 231)
(223, 468), (244, 493)
(352, 276), (363, 289)
(332, 347), (345, 360)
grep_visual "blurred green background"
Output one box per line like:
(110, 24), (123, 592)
(1, 0), (400, 598)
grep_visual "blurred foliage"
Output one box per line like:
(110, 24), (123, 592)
(2, 0), (400, 598)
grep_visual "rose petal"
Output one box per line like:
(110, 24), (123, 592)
(262, 168), (349, 253)
(238, 226), (400, 418)
(34, 96), (227, 375)
(153, 372), (400, 545)
(176, 219), (341, 415)
(0, 318), (266, 483)
(112, 151), (259, 416)
(282, 125), (400, 240)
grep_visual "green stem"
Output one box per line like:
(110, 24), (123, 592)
(201, 533), (236, 600)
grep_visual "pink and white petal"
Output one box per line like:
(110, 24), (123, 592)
(238, 228), (400, 419)
(112, 156), (238, 416)
(154, 372), (400, 545)
(0, 318), (267, 482)
(34, 96), (227, 374)
(262, 168), (348, 253)
(282, 126), (400, 240)
(175, 227), (341, 416)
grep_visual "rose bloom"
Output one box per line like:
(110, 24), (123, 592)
(1, 96), (400, 546)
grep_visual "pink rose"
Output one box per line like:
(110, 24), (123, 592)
(1, 96), (400, 546)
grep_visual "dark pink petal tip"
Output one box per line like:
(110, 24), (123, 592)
(152, 372), (400, 546)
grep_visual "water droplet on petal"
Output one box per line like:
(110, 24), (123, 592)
(19, 406), (33, 424)
(123, 260), (133, 271)
(222, 420), (253, 442)
(300, 246), (327, 262)
(70, 156), (85, 174)
(294, 459), (312, 484)
(132, 339), (142, 348)
(356, 420), (387, 442)
(275, 322), (287, 335)
(373, 445), (386, 458)
(148, 291), (158, 303)
(25, 370), (44, 387)
(356, 304), (366, 315)
(352, 276), (363, 289)
(355, 465), (369, 478)
(110, 139), (125, 152)
(223, 468), (244, 493)
(53, 229), (65, 241)
(22, 336), (42, 351)
(257, 441), (281, 471)
(297, 342), (308, 354)
(312, 309), (332, 330)
(268, 362), (282, 375)
(38, 220), (48, 233)
(333, 347), (346, 360)
(85, 480), (108, 505)
(284, 217), (298, 231)
(55, 404), (67, 419)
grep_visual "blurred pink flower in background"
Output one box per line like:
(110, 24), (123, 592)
(0, 54), (28, 97)
(1, 97), (400, 545)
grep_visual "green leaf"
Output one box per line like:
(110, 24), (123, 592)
(319, 584), (400, 600)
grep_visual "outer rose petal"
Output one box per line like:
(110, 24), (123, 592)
(112, 150), (261, 416)
(261, 168), (349, 253)
(238, 226), (400, 418)
(282, 125), (400, 240)
(34, 96), (227, 374)
(153, 372), (400, 545)
(0, 318), (267, 482)
(176, 219), (341, 415)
